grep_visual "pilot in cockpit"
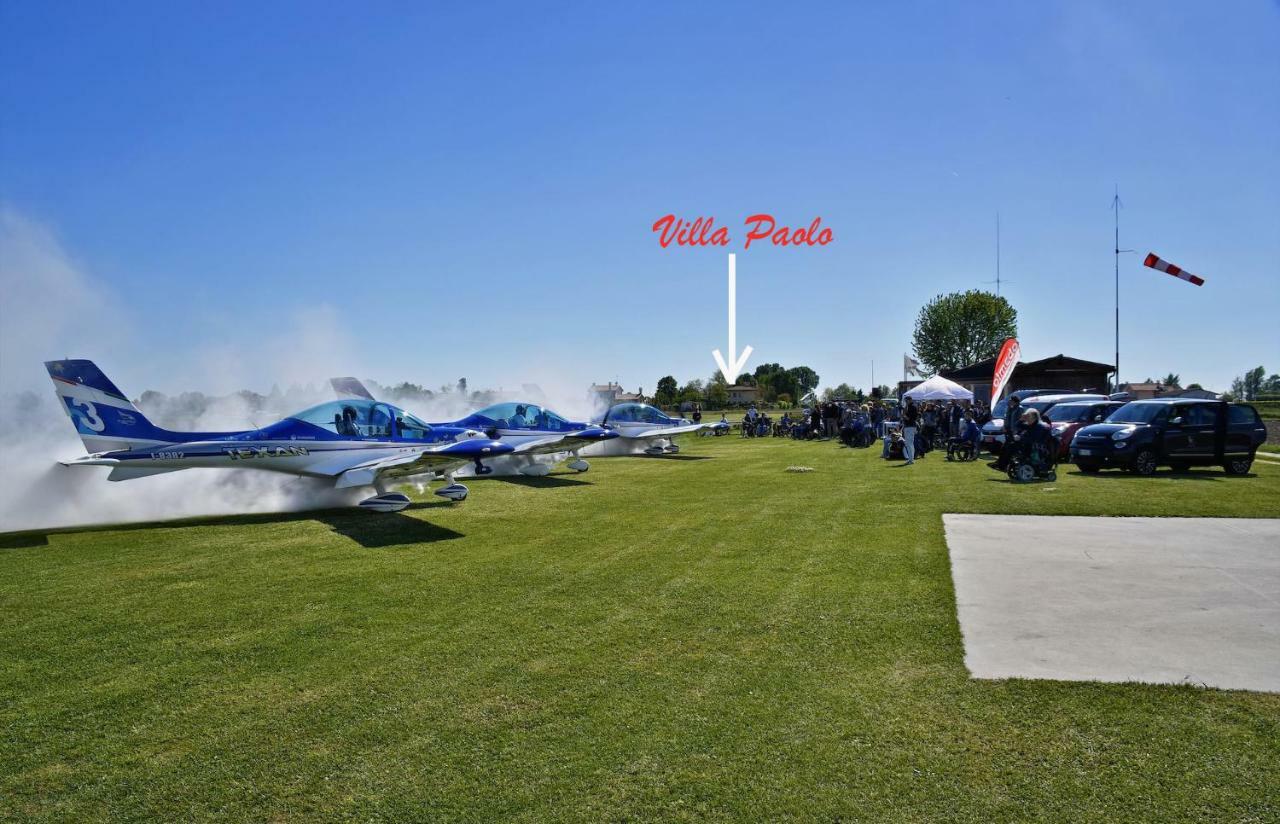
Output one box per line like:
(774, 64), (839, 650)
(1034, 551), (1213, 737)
(510, 405), (529, 428)
(338, 406), (361, 437)
(534, 408), (549, 429)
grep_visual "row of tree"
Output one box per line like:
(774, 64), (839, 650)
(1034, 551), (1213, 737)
(1227, 366), (1280, 401)
(653, 363), (822, 408)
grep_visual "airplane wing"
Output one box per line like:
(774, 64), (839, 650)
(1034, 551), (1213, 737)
(331, 377), (375, 401)
(506, 434), (574, 456)
(333, 439), (510, 488)
(627, 423), (705, 439)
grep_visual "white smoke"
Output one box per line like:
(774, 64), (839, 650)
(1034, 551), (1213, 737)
(0, 208), (620, 532)
(0, 210), (366, 532)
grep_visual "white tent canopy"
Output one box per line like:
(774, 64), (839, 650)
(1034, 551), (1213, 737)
(903, 375), (973, 401)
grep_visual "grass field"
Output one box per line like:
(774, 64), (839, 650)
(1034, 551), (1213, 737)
(3, 438), (1279, 821)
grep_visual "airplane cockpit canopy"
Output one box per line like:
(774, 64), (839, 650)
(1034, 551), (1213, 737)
(291, 399), (432, 440)
(604, 402), (673, 424)
(469, 402), (572, 431)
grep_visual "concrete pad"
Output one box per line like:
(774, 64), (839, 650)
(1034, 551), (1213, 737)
(944, 515), (1280, 693)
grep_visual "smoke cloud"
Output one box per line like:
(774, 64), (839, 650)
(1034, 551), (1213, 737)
(0, 208), (619, 532)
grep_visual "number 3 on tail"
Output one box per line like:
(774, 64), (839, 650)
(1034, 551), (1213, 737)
(69, 398), (106, 432)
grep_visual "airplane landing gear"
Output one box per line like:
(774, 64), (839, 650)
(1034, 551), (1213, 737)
(359, 492), (411, 512)
(567, 458), (589, 472)
(434, 472), (469, 502)
(473, 458), (493, 475)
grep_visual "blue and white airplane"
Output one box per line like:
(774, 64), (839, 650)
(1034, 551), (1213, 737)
(593, 402), (704, 454)
(332, 378), (619, 476)
(47, 359), (514, 512)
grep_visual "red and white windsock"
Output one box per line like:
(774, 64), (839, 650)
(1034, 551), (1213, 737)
(1144, 253), (1205, 286)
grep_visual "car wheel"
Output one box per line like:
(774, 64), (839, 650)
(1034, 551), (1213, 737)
(1131, 448), (1157, 476)
(1169, 461), (1190, 473)
(1076, 463), (1101, 474)
(1046, 470), (1057, 482)
(1224, 455), (1253, 475)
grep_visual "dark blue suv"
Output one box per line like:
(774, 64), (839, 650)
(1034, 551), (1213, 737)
(1070, 399), (1267, 475)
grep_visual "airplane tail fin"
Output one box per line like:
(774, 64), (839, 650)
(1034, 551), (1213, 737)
(331, 376), (375, 400)
(45, 359), (173, 453)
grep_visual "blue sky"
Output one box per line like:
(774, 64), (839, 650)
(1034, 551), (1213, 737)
(2, 1), (1277, 399)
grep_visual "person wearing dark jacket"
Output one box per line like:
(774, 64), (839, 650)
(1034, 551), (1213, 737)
(990, 394), (1022, 470)
(902, 397), (919, 464)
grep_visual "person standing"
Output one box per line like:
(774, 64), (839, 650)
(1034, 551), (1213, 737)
(902, 397), (919, 464)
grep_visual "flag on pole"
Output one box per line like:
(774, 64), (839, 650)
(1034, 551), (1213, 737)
(990, 338), (1021, 406)
(1144, 253), (1205, 286)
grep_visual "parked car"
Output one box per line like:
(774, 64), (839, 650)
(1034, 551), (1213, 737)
(1042, 400), (1126, 459)
(1069, 399), (1266, 475)
(981, 391), (1103, 453)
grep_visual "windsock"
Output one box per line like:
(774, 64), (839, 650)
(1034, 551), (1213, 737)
(1144, 253), (1205, 286)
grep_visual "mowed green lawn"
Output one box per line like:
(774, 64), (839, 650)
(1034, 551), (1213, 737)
(2, 438), (1278, 822)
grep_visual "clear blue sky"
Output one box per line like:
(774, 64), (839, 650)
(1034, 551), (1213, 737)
(2, 1), (1277, 399)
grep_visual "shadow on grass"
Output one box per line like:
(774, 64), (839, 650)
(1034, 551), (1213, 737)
(642, 454), (714, 461)
(0, 501), (464, 551)
(486, 475), (592, 488)
(315, 508), (464, 548)
(1063, 469), (1245, 482)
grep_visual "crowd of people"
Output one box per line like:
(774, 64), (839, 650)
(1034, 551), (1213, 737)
(725, 397), (1009, 465)
(698, 394), (1057, 477)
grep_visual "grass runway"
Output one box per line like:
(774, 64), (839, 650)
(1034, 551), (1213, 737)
(2, 437), (1279, 821)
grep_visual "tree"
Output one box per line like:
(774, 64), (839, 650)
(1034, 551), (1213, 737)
(734, 373), (756, 386)
(1228, 365), (1268, 400)
(752, 363), (788, 402)
(655, 375), (679, 407)
(787, 366), (820, 397)
(706, 380), (729, 408)
(1187, 383), (1203, 391)
(679, 379), (705, 403)
(457, 377), (467, 394)
(1245, 366), (1266, 399)
(911, 290), (1017, 374)
(1161, 373), (1180, 387)
(829, 382), (856, 400)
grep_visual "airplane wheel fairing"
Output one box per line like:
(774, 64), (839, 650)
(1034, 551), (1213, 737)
(568, 459), (589, 472)
(434, 483), (469, 502)
(664, 444), (680, 453)
(359, 492), (412, 512)
(643, 446), (666, 456)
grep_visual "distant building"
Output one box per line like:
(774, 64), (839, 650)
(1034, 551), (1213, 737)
(1119, 382), (1178, 400)
(726, 384), (761, 405)
(589, 382), (644, 407)
(941, 354), (1115, 405)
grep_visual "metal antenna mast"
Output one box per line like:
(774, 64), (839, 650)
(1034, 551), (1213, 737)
(1111, 186), (1135, 393)
(984, 212), (1009, 295)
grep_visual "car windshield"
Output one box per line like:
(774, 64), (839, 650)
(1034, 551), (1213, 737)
(1107, 402), (1169, 424)
(1045, 404), (1096, 423)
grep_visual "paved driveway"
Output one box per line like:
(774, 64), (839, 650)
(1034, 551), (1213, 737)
(945, 515), (1280, 693)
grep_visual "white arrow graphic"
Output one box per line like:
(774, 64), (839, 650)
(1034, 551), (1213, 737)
(712, 253), (753, 383)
